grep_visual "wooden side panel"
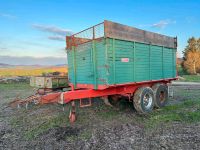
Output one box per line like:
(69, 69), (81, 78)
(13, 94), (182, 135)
(75, 42), (93, 84)
(106, 38), (177, 85)
(104, 20), (176, 48)
(150, 46), (163, 80)
(107, 38), (135, 84)
(67, 37), (177, 89)
(67, 48), (75, 85)
(68, 39), (107, 88)
(96, 39), (108, 85)
(163, 48), (176, 78)
(134, 43), (150, 81)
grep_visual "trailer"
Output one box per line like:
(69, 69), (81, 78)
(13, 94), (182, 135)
(30, 20), (177, 122)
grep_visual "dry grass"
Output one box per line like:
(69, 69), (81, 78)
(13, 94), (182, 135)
(0, 66), (68, 77)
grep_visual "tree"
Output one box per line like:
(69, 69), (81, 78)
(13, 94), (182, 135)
(183, 37), (200, 74)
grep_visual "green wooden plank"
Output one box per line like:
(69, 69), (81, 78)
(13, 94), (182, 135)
(112, 38), (116, 84)
(149, 44), (151, 80)
(92, 40), (97, 89)
(72, 46), (77, 88)
(67, 37), (176, 88)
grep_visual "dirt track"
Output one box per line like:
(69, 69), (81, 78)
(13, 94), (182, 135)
(0, 83), (200, 150)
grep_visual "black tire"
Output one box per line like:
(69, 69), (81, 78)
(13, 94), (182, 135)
(152, 84), (168, 108)
(133, 87), (154, 114)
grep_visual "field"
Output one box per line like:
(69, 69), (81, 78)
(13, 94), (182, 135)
(177, 65), (200, 82)
(0, 66), (68, 77)
(179, 75), (200, 82)
(0, 82), (200, 149)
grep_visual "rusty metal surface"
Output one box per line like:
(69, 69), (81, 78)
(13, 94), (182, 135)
(104, 20), (177, 48)
(66, 20), (177, 49)
(66, 22), (104, 49)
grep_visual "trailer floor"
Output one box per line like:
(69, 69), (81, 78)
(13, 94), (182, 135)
(0, 82), (200, 150)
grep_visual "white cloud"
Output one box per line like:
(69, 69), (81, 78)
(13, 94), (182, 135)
(151, 19), (176, 29)
(0, 13), (17, 19)
(139, 19), (176, 29)
(48, 35), (65, 41)
(32, 24), (73, 36)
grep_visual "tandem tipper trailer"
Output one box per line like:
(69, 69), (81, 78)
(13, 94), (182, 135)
(21, 20), (178, 123)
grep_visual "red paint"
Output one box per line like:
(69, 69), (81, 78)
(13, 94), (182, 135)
(70, 83), (108, 90)
(71, 78), (177, 90)
(121, 58), (129, 62)
(40, 78), (177, 104)
(40, 92), (61, 104)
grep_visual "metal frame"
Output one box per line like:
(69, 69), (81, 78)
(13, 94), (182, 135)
(66, 20), (177, 50)
(66, 22), (104, 49)
(40, 78), (177, 104)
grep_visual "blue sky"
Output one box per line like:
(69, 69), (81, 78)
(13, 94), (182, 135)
(0, 0), (200, 64)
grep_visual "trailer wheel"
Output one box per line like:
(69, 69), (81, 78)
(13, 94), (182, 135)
(133, 87), (154, 114)
(152, 84), (168, 108)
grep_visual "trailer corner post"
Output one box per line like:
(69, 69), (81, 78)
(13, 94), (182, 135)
(92, 40), (98, 89)
(133, 41), (135, 81)
(149, 44), (151, 80)
(174, 48), (176, 77)
(162, 46), (164, 79)
(72, 46), (77, 88)
(112, 38), (116, 84)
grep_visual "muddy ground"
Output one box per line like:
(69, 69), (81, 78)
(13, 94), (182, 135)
(0, 83), (200, 150)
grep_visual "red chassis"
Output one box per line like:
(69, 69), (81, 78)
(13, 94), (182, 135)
(40, 78), (176, 105)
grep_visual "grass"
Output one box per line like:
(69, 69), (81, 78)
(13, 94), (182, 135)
(177, 65), (200, 82)
(0, 66), (67, 77)
(146, 100), (200, 128)
(24, 116), (68, 139)
(9, 98), (200, 140)
(0, 82), (31, 90)
(17, 110), (70, 140)
(0, 82), (34, 105)
(3, 82), (200, 141)
(7, 98), (200, 141)
(180, 75), (200, 82)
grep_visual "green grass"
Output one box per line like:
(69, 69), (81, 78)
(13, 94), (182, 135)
(23, 112), (70, 139)
(0, 82), (34, 105)
(146, 100), (200, 128)
(177, 65), (200, 82)
(180, 75), (200, 82)
(8, 98), (200, 141)
(0, 82), (31, 90)
(4, 82), (200, 141)
(177, 65), (188, 76)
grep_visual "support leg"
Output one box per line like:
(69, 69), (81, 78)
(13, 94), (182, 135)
(69, 101), (76, 123)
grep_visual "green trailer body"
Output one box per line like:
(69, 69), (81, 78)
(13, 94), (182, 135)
(67, 20), (177, 90)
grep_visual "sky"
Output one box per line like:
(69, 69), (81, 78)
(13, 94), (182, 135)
(0, 0), (200, 65)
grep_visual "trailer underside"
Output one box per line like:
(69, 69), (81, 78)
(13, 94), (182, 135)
(39, 78), (175, 104)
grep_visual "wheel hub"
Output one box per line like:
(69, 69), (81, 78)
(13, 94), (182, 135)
(143, 93), (153, 109)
